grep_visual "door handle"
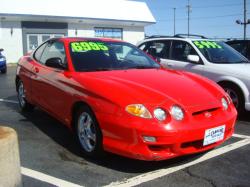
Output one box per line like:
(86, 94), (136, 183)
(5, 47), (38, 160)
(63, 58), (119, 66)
(167, 63), (174, 67)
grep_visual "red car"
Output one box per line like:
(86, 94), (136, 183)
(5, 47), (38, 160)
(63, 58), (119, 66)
(16, 37), (237, 161)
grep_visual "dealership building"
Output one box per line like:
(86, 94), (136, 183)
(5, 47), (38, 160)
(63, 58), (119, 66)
(0, 0), (155, 62)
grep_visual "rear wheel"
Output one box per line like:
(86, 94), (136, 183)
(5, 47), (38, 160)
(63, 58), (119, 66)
(219, 82), (244, 114)
(17, 80), (34, 112)
(75, 105), (103, 157)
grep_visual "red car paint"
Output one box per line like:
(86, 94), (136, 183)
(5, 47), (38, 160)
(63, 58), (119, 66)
(16, 37), (237, 161)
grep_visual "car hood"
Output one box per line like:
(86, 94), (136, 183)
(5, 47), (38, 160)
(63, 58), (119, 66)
(212, 63), (250, 78)
(74, 69), (224, 110)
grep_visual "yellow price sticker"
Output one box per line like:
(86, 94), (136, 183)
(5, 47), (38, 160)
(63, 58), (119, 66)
(71, 42), (109, 52)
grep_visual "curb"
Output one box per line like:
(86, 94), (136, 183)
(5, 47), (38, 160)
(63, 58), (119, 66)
(0, 126), (22, 187)
(7, 63), (17, 67)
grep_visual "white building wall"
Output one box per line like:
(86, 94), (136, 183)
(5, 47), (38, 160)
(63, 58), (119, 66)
(123, 26), (145, 45)
(68, 23), (144, 45)
(0, 21), (23, 63)
(68, 23), (94, 37)
(0, 22), (145, 63)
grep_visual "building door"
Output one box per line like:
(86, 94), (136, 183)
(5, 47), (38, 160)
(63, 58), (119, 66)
(27, 34), (64, 51)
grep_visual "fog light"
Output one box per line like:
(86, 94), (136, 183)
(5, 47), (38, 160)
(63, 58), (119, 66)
(143, 136), (156, 142)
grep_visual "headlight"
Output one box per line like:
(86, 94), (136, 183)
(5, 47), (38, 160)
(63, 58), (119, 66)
(0, 57), (6, 61)
(221, 97), (228, 110)
(170, 105), (184, 121)
(125, 104), (152, 118)
(153, 108), (167, 121)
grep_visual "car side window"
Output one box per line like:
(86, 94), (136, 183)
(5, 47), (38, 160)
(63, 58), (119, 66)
(138, 43), (147, 51)
(40, 41), (66, 67)
(34, 42), (47, 62)
(171, 40), (198, 62)
(145, 40), (171, 59)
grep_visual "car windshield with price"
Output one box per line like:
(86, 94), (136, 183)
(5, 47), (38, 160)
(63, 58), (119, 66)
(70, 41), (160, 72)
(193, 40), (249, 64)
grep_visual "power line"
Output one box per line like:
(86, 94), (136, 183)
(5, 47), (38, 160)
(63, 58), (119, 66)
(149, 3), (243, 11)
(192, 3), (242, 9)
(158, 13), (247, 22)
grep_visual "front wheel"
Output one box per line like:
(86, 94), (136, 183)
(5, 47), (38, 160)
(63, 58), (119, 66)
(75, 105), (103, 157)
(17, 80), (34, 112)
(1, 68), (6, 74)
(220, 82), (244, 114)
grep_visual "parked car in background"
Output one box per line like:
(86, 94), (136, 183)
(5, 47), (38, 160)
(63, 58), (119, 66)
(16, 37), (236, 161)
(138, 34), (250, 114)
(226, 40), (250, 60)
(0, 48), (7, 74)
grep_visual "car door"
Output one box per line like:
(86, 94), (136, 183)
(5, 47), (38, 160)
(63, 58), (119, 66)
(165, 40), (204, 75)
(31, 40), (71, 122)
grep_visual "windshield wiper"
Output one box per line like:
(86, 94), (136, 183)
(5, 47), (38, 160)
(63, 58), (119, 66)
(236, 60), (250, 63)
(81, 68), (113, 72)
(128, 65), (159, 69)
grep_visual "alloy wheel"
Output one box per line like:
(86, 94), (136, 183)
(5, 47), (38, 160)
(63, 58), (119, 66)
(77, 112), (97, 152)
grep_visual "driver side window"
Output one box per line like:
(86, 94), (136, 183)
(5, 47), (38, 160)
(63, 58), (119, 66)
(171, 40), (199, 63)
(40, 41), (66, 68)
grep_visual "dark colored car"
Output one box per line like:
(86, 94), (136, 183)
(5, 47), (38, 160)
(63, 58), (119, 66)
(0, 48), (7, 74)
(226, 40), (250, 60)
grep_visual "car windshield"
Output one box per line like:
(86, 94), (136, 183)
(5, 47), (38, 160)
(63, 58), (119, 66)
(192, 40), (249, 64)
(69, 41), (160, 72)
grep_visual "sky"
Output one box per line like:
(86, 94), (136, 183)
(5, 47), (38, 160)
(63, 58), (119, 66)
(133, 0), (250, 39)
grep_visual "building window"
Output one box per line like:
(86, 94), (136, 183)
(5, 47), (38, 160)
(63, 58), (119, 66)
(94, 27), (123, 39)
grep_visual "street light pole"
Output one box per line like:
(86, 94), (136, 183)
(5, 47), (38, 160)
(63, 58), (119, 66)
(244, 0), (247, 40)
(173, 8), (176, 35)
(187, 0), (191, 36)
(236, 0), (249, 40)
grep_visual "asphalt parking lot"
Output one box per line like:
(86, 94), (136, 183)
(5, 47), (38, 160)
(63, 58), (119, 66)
(1, 66), (250, 187)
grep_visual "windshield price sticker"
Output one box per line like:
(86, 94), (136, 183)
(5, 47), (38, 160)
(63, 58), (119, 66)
(193, 41), (222, 49)
(71, 42), (109, 52)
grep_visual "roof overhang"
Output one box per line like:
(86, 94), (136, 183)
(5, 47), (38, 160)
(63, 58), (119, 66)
(0, 0), (156, 27)
(0, 13), (154, 27)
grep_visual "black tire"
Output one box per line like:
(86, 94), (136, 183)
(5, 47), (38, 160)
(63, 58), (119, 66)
(1, 68), (6, 74)
(74, 105), (103, 157)
(17, 80), (34, 112)
(219, 82), (245, 114)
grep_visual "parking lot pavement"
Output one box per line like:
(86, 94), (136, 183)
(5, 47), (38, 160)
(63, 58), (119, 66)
(0, 66), (250, 187)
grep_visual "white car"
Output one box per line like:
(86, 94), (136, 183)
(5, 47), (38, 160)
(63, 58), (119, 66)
(137, 34), (250, 113)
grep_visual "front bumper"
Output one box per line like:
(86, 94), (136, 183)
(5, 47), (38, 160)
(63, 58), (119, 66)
(97, 106), (237, 161)
(0, 62), (6, 70)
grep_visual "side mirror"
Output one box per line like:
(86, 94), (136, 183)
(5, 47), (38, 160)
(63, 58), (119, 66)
(187, 55), (200, 63)
(0, 48), (3, 52)
(45, 57), (66, 70)
(155, 57), (161, 63)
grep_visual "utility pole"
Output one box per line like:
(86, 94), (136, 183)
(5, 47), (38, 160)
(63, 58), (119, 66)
(186, 0), (191, 36)
(173, 8), (176, 35)
(236, 0), (250, 40)
(244, 0), (247, 39)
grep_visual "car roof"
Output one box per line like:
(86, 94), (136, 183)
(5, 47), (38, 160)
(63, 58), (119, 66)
(139, 37), (215, 43)
(49, 37), (123, 43)
(226, 40), (250, 43)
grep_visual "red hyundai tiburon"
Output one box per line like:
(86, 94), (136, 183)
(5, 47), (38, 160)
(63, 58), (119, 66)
(16, 37), (237, 161)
